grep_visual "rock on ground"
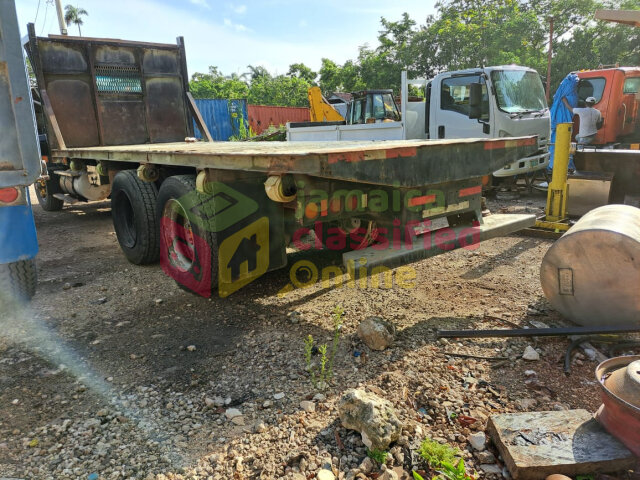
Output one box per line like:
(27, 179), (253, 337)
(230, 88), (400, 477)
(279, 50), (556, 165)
(468, 431), (486, 451)
(522, 345), (540, 361)
(337, 389), (402, 451)
(357, 316), (396, 351)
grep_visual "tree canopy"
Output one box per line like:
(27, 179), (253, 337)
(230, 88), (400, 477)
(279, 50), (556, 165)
(189, 0), (639, 105)
(64, 5), (88, 36)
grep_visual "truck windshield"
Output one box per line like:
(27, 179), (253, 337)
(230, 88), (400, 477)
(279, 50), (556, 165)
(490, 70), (547, 113)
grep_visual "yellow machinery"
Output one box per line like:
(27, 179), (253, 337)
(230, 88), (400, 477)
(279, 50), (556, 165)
(307, 87), (344, 122)
(534, 122), (573, 233)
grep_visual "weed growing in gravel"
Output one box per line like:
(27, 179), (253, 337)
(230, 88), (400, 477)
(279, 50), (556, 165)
(304, 335), (317, 388)
(418, 438), (459, 468)
(434, 458), (475, 480)
(366, 448), (388, 464)
(327, 305), (344, 379)
(303, 305), (344, 390)
(417, 439), (475, 480)
(319, 344), (328, 384)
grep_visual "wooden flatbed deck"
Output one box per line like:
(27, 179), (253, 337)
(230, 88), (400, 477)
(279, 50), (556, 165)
(54, 137), (538, 187)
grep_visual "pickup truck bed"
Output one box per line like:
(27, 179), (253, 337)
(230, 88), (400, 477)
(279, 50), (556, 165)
(53, 137), (537, 187)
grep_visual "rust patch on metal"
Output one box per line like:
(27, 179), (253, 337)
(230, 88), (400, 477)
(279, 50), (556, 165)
(0, 162), (16, 171)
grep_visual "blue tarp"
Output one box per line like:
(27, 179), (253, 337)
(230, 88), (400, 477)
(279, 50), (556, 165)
(548, 73), (579, 171)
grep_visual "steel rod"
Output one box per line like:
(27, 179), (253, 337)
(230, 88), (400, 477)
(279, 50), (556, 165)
(437, 325), (640, 338)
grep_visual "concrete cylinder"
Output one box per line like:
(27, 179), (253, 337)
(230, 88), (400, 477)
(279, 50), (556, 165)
(540, 204), (640, 326)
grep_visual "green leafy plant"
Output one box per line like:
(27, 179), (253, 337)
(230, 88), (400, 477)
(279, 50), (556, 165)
(366, 448), (388, 464)
(303, 305), (344, 390)
(304, 334), (317, 388)
(434, 459), (475, 480)
(418, 438), (460, 468)
(327, 305), (344, 379)
(229, 114), (256, 141)
(412, 472), (425, 480)
(318, 344), (328, 385)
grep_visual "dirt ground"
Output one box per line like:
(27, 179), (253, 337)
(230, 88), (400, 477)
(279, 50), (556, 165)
(0, 189), (634, 479)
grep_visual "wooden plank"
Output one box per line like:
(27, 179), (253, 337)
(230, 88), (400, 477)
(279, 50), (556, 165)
(487, 410), (636, 480)
(40, 89), (66, 150)
(186, 92), (213, 142)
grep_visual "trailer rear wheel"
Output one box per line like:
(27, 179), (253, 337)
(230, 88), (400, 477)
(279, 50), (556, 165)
(0, 259), (37, 303)
(157, 175), (218, 297)
(111, 170), (159, 265)
(35, 173), (64, 211)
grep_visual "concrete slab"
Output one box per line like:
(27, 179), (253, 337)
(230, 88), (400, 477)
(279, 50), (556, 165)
(487, 409), (637, 480)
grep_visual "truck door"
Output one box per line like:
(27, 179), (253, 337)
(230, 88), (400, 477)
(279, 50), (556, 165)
(434, 74), (490, 139)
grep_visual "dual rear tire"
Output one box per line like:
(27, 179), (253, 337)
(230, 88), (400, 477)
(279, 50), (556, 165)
(111, 172), (217, 295)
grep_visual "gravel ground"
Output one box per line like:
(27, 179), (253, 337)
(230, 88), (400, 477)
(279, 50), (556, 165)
(0, 189), (635, 479)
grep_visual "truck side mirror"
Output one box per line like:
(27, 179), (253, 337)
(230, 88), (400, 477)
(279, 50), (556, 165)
(469, 82), (482, 119)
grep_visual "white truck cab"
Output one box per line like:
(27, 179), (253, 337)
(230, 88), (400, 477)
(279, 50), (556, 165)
(288, 66), (550, 178)
(404, 66), (550, 176)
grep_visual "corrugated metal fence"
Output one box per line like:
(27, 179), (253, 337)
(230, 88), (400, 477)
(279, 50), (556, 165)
(248, 105), (310, 134)
(193, 99), (248, 141)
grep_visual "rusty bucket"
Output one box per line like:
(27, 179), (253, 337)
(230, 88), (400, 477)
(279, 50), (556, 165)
(595, 355), (640, 458)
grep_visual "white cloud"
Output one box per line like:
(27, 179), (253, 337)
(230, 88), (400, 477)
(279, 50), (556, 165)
(189, 0), (211, 9)
(223, 18), (249, 32)
(232, 4), (247, 14)
(14, 0), (437, 78)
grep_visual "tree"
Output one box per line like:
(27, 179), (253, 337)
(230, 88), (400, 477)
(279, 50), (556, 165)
(64, 5), (88, 36)
(318, 58), (343, 96)
(245, 65), (271, 82)
(189, 66), (249, 99)
(287, 63), (317, 84)
(248, 75), (311, 107)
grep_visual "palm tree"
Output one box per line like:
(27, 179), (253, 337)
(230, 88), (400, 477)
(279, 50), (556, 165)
(64, 5), (88, 36)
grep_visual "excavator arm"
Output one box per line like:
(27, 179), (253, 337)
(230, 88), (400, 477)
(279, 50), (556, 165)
(307, 86), (344, 122)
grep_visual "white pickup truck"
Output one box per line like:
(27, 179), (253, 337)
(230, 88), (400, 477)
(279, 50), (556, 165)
(287, 66), (551, 178)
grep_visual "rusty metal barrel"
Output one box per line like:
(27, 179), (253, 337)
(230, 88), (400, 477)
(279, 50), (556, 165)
(540, 204), (640, 326)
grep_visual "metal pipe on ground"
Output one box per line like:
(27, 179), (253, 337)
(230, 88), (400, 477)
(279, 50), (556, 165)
(436, 325), (640, 338)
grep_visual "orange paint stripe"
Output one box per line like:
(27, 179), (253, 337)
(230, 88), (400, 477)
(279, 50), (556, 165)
(408, 194), (436, 207)
(459, 185), (482, 197)
(386, 147), (417, 159)
(328, 146), (418, 164)
(328, 151), (365, 164)
(484, 137), (537, 150)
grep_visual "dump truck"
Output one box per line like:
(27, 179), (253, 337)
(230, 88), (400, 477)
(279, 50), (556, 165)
(27, 26), (537, 297)
(0, 3), (42, 301)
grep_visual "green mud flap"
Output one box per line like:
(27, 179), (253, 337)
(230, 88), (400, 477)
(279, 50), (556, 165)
(342, 214), (536, 274)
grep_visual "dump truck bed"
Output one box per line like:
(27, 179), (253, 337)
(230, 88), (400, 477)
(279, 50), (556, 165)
(53, 136), (537, 187)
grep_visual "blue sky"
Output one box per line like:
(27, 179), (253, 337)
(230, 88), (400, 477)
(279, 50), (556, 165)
(15, 0), (437, 78)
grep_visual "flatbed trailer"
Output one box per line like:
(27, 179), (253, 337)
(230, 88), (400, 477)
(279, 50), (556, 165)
(28, 27), (537, 297)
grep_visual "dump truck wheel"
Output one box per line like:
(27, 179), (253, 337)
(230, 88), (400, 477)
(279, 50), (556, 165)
(35, 173), (64, 211)
(0, 259), (37, 303)
(157, 175), (218, 297)
(111, 170), (159, 265)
